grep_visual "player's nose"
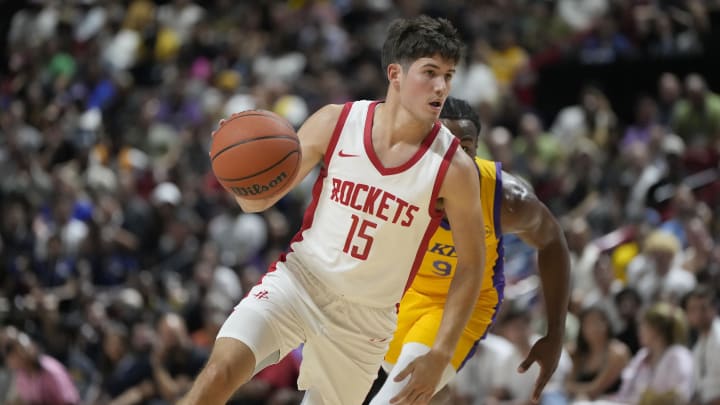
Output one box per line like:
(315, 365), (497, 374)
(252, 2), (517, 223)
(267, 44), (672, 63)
(432, 76), (448, 95)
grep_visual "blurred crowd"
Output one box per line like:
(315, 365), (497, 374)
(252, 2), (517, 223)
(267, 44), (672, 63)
(1, 1), (720, 404)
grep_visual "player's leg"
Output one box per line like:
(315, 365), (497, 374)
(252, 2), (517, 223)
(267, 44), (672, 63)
(298, 300), (397, 405)
(180, 269), (306, 404)
(178, 336), (258, 405)
(368, 342), (456, 405)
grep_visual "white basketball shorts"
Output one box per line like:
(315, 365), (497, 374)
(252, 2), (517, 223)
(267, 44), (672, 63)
(217, 261), (397, 405)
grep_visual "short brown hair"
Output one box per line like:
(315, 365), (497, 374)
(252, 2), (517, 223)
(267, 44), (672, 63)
(381, 15), (463, 72)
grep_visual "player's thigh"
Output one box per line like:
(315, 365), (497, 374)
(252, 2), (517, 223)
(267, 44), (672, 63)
(402, 308), (444, 350)
(299, 333), (390, 405)
(218, 270), (307, 374)
(386, 294), (443, 368)
(300, 303), (396, 405)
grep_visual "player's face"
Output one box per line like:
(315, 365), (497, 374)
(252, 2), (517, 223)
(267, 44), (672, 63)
(395, 55), (456, 122)
(441, 118), (479, 157)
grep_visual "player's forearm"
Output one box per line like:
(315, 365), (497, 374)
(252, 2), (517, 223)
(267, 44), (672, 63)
(537, 237), (571, 336)
(432, 262), (484, 358)
(178, 365), (236, 405)
(234, 195), (280, 213)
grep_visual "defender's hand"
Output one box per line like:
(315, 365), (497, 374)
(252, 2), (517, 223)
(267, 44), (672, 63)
(518, 334), (563, 403)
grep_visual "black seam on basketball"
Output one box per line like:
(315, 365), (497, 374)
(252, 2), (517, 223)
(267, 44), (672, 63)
(216, 150), (300, 182)
(285, 150), (301, 185)
(211, 135), (300, 162)
(225, 111), (295, 132)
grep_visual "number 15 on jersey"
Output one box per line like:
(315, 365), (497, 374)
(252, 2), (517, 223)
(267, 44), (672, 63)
(343, 214), (377, 260)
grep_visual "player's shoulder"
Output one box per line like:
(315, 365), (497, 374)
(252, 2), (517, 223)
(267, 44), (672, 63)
(298, 104), (347, 142)
(501, 170), (536, 204)
(309, 103), (346, 125)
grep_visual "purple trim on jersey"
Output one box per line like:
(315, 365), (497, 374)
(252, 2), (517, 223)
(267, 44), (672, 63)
(324, 102), (354, 167)
(363, 101), (442, 176)
(457, 164), (505, 371)
(457, 235), (505, 371)
(493, 162), (503, 238)
(490, 163), (506, 318)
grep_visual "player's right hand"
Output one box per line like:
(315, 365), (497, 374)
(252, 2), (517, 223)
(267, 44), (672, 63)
(389, 350), (448, 404)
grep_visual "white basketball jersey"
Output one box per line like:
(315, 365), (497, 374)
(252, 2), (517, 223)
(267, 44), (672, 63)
(281, 100), (460, 308)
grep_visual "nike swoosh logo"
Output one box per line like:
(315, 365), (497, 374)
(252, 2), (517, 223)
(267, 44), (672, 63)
(338, 150), (359, 158)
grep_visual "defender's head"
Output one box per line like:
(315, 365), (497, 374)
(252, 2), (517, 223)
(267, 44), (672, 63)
(440, 97), (481, 156)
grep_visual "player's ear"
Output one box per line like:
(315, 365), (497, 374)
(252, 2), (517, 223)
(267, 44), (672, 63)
(387, 63), (402, 88)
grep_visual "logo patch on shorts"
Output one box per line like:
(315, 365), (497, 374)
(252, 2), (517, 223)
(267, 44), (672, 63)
(253, 290), (270, 300)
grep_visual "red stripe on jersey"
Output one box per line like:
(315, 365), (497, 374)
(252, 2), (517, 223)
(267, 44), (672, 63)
(428, 137), (460, 217)
(323, 102), (353, 167)
(402, 139), (459, 294)
(403, 216), (442, 294)
(271, 103), (351, 270)
(363, 101), (442, 176)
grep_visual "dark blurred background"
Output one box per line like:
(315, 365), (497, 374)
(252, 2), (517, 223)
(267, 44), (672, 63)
(1, 1), (719, 405)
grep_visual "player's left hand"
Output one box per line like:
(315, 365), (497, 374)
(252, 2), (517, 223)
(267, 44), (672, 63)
(517, 333), (563, 404)
(390, 350), (448, 404)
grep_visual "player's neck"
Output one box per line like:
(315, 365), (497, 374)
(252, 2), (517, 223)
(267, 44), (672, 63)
(375, 99), (436, 146)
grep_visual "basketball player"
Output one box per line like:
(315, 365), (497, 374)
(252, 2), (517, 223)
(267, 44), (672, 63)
(368, 98), (571, 404)
(180, 16), (487, 405)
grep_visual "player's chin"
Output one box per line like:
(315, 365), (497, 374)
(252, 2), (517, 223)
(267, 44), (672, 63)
(423, 105), (442, 121)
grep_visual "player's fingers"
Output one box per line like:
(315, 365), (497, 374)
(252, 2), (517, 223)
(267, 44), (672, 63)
(389, 384), (413, 404)
(531, 369), (551, 402)
(517, 354), (535, 373)
(415, 391), (432, 405)
(218, 118), (226, 127)
(393, 363), (414, 383)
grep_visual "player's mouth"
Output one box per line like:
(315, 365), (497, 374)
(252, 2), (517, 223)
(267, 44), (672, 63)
(429, 100), (443, 111)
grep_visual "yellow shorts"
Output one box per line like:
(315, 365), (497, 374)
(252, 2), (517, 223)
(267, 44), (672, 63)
(385, 287), (500, 370)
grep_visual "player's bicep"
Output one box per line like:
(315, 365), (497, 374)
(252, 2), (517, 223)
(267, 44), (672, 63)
(291, 104), (343, 184)
(440, 155), (485, 269)
(500, 172), (559, 249)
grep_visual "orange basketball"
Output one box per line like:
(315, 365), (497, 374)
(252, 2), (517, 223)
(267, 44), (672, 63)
(210, 110), (301, 200)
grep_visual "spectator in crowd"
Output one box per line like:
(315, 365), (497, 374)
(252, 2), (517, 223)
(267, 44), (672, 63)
(1, 326), (80, 405)
(671, 73), (720, 150)
(551, 85), (618, 151)
(565, 306), (630, 402)
(683, 286), (720, 405)
(614, 287), (644, 355)
(578, 16), (635, 65)
(657, 72), (683, 126)
(612, 302), (694, 405)
(456, 300), (572, 405)
(451, 331), (517, 405)
(625, 230), (696, 305)
(511, 111), (565, 190)
(579, 252), (623, 332)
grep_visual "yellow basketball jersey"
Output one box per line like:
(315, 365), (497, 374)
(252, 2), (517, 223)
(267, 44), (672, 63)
(409, 157), (504, 299)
